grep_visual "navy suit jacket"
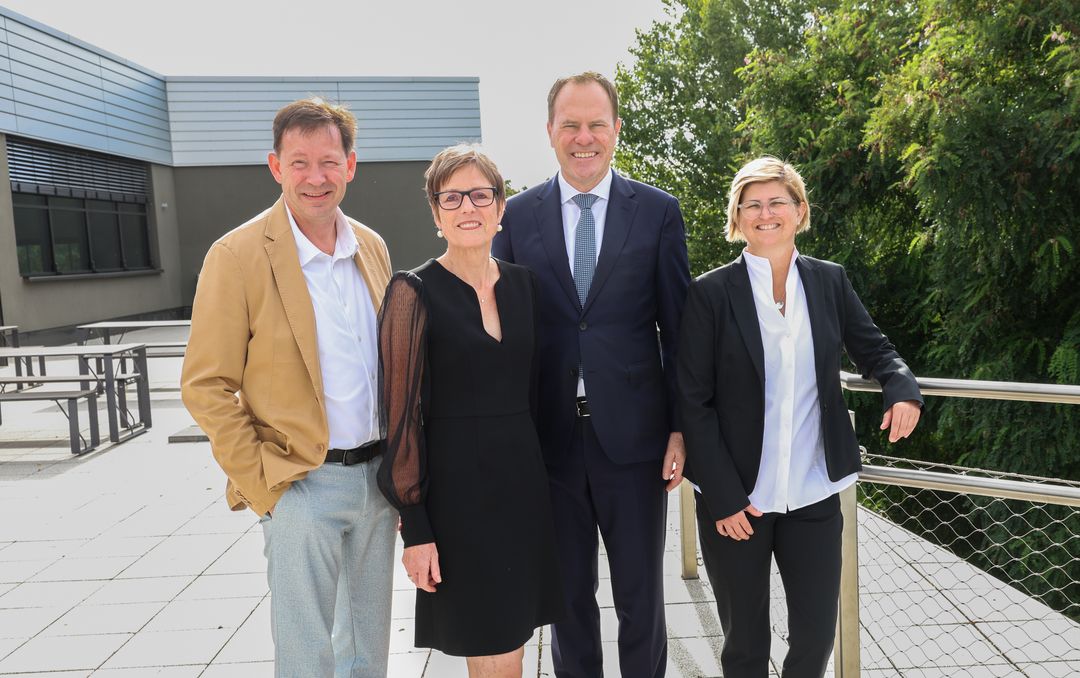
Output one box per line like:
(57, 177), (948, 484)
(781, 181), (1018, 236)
(493, 171), (690, 464)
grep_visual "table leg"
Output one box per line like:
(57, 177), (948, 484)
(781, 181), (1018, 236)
(134, 348), (152, 429)
(101, 356), (120, 443)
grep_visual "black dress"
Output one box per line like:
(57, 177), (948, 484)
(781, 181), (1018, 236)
(377, 258), (564, 656)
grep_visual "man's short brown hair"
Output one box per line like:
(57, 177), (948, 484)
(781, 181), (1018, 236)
(272, 98), (357, 156)
(547, 71), (619, 123)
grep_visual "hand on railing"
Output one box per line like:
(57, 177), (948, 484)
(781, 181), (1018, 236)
(880, 400), (922, 443)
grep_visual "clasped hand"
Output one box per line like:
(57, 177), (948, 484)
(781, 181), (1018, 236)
(716, 504), (764, 540)
(402, 542), (441, 593)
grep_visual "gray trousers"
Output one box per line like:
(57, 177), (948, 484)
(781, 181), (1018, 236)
(261, 458), (397, 678)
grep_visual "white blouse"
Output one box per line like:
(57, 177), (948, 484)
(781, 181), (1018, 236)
(743, 249), (857, 513)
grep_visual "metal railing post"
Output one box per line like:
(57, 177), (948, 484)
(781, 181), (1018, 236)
(835, 412), (861, 677)
(680, 479), (698, 579)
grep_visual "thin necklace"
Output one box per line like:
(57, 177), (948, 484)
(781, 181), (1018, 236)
(441, 257), (494, 303)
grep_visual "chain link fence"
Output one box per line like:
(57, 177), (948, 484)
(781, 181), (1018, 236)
(850, 453), (1080, 676)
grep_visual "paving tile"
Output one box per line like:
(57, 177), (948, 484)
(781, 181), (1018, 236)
(977, 619), (1080, 663)
(43, 602), (164, 636)
(0, 559), (52, 584)
(141, 596), (261, 632)
(92, 668), (202, 677)
(0, 580), (102, 609)
(0, 632), (130, 672)
(0, 606), (65, 639)
(387, 651), (429, 678)
(390, 618), (417, 654)
(202, 532), (265, 575)
(668, 636), (723, 677)
(74, 536), (164, 559)
(1019, 661), (1080, 678)
(213, 597), (272, 664)
(31, 556), (140, 582)
(422, 650), (468, 677)
(101, 628), (232, 668)
(200, 661), (274, 678)
(392, 587), (416, 619)
(174, 509), (257, 536)
(1, 672), (92, 678)
(874, 623), (1007, 669)
(119, 534), (239, 579)
(666, 601), (722, 639)
(84, 576), (193, 605)
(0, 540), (86, 562)
(173, 573), (268, 601)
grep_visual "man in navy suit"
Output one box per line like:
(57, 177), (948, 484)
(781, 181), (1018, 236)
(492, 71), (690, 678)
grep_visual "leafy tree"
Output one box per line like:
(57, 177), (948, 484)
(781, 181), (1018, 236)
(617, 0), (1080, 618)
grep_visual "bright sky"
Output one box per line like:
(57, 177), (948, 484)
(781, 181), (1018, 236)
(2, 0), (672, 188)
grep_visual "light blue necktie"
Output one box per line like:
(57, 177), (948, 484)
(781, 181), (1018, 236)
(572, 193), (598, 305)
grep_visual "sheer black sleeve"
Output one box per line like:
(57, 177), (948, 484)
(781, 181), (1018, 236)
(377, 272), (434, 546)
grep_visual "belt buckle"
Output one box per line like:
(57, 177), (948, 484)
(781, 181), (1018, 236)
(340, 448), (360, 466)
(575, 398), (590, 418)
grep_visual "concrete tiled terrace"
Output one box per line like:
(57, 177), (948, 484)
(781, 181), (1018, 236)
(0, 328), (1076, 677)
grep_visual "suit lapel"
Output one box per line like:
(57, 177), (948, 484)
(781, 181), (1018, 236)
(263, 198), (323, 398)
(796, 256), (831, 385)
(583, 171), (636, 314)
(727, 255), (766, 384)
(535, 177), (582, 311)
(349, 226), (383, 313)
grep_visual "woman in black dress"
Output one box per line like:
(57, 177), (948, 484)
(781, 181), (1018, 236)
(377, 145), (563, 677)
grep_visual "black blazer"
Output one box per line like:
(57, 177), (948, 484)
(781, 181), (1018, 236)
(677, 254), (922, 521)
(493, 172), (690, 464)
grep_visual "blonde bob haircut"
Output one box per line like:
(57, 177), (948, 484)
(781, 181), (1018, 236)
(424, 144), (505, 210)
(725, 156), (811, 242)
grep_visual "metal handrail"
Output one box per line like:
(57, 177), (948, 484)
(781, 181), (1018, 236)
(859, 464), (1080, 508)
(840, 370), (1080, 404)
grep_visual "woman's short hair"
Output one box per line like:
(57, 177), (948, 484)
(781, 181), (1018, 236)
(424, 144), (505, 209)
(725, 156), (811, 242)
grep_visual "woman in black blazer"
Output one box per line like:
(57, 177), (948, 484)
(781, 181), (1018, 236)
(677, 157), (923, 678)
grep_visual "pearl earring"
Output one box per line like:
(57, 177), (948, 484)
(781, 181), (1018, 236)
(496, 224), (503, 232)
(436, 229), (444, 238)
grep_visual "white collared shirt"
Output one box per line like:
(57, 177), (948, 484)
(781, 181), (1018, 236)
(558, 169), (613, 397)
(286, 203), (379, 450)
(743, 248), (857, 513)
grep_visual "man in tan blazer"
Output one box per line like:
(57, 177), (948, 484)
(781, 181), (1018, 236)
(181, 98), (396, 678)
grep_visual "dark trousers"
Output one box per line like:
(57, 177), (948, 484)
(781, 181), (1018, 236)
(547, 416), (668, 678)
(696, 493), (843, 678)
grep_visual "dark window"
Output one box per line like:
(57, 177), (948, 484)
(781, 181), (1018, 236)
(7, 136), (154, 277)
(13, 194), (51, 275)
(87, 201), (123, 271)
(11, 194), (153, 276)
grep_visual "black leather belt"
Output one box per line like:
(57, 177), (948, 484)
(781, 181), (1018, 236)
(325, 440), (381, 466)
(575, 397), (591, 418)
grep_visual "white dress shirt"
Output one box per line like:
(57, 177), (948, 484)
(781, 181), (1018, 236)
(743, 249), (857, 513)
(286, 204), (379, 450)
(558, 169), (613, 397)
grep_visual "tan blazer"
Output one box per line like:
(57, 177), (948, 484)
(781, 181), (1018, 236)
(181, 196), (392, 517)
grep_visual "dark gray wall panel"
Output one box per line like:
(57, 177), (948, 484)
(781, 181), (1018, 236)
(173, 161), (442, 304)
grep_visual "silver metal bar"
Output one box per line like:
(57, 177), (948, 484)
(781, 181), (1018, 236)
(840, 371), (1080, 405)
(835, 483), (861, 678)
(859, 465), (1080, 507)
(679, 479), (698, 579)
